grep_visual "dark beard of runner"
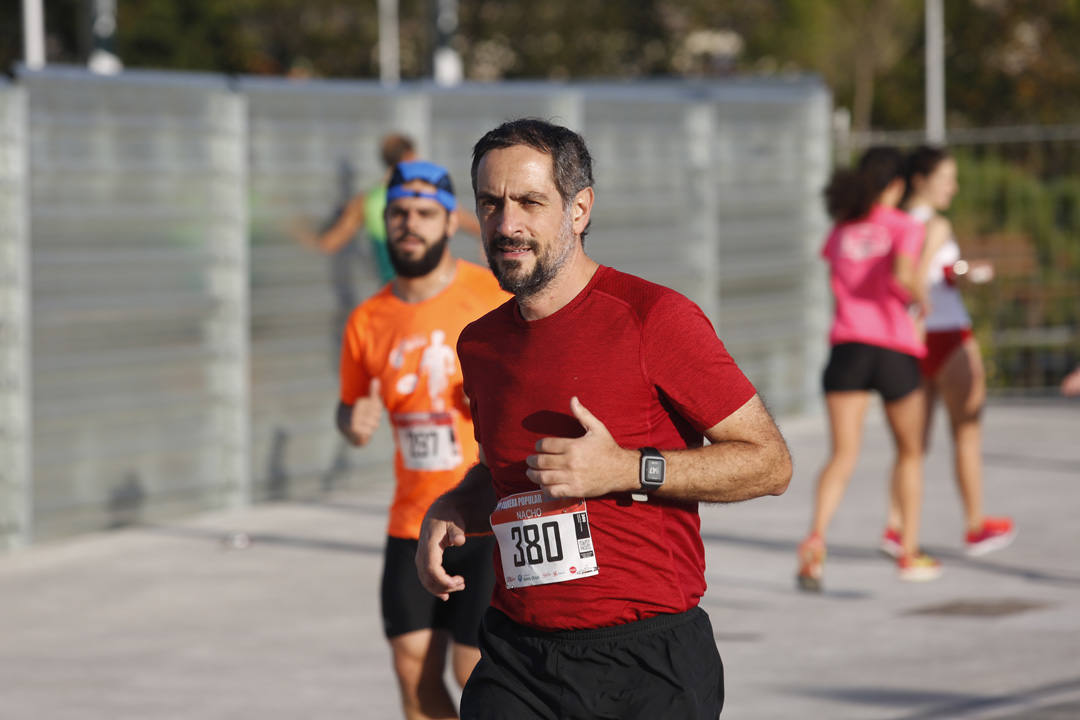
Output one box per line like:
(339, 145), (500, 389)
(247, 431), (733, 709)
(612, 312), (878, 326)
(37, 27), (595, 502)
(485, 216), (574, 298)
(389, 233), (450, 278)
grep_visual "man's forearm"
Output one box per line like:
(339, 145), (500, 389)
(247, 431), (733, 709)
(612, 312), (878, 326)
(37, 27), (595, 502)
(525, 393), (792, 504)
(655, 436), (792, 503)
(433, 462), (497, 534)
(317, 199), (364, 254)
(617, 395), (792, 504)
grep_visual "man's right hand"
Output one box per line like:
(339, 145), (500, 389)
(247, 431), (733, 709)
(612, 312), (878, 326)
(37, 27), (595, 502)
(415, 501), (468, 601)
(340, 379), (382, 446)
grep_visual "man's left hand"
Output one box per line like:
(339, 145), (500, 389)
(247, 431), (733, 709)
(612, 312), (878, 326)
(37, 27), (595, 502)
(526, 396), (636, 498)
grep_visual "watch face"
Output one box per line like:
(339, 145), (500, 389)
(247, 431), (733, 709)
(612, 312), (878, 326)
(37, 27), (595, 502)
(643, 457), (665, 484)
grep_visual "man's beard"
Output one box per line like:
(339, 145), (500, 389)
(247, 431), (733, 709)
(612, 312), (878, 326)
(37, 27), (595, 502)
(485, 212), (575, 298)
(388, 233), (449, 278)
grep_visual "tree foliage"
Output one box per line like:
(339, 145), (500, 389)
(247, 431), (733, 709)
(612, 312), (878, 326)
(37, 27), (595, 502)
(945, 0), (1080, 126)
(739, 0), (923, 130)
(2, 0), (1079, 129)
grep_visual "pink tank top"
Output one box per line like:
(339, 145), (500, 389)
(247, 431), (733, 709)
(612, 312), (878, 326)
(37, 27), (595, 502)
(821, 205), (926, 357)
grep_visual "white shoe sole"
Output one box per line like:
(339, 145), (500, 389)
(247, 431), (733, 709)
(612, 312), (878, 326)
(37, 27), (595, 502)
(965, 529), (1017, 557)
(898, 566), (943, 582)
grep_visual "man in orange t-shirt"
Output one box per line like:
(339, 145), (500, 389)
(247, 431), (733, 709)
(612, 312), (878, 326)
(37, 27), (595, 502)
(337, 160), (508, 720)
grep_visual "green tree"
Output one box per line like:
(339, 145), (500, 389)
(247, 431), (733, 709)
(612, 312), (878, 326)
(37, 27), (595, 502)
(3, 0), (1079, 129)
(456, 1), (672, 80)
(733, 0), (922, 130)
(945, 0), (1080, 126)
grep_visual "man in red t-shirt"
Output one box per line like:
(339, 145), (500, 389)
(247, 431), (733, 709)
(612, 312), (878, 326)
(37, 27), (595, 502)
(414, 120), (793, 719)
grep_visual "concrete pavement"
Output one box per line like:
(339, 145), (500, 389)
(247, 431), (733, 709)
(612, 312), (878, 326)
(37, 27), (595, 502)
(1, 397), (1078, 719)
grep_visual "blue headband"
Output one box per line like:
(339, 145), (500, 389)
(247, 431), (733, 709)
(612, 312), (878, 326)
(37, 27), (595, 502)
(386, 186), (457, 212)
(387, 160), (457, 212)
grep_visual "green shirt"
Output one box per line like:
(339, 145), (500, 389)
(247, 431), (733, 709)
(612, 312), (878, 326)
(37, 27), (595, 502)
(363, 185), (394, 284)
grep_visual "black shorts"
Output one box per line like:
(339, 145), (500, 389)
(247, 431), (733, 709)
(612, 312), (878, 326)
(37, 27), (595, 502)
(822, 342), (921, 402)
(460, 606), (724, 720)
(380, 535), (495, 647)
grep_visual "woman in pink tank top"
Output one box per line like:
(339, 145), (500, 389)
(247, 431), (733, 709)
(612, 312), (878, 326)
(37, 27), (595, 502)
(797, 146), (942, 591)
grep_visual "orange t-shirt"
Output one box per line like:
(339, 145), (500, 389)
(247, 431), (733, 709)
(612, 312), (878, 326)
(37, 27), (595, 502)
(340, 259), (510, 539)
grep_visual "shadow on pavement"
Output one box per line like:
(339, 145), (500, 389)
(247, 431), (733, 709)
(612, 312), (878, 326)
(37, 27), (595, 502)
(702, 531), (1080, 588)
(784, 675), (1080, 719)
(142, 524), (384, 557)
(297, 497), (390, 519)
(984, 452), (1080, 474)
(893, 675), (1080, 719)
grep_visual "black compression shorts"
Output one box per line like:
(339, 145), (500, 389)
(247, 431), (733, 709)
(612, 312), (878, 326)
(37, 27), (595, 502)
(822, 342), (921, 402)
(460, 606), (724, 719)
(380, 535), (495, 646)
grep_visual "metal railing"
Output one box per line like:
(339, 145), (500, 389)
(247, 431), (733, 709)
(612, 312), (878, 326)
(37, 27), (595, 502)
(0, 67), (832, 548)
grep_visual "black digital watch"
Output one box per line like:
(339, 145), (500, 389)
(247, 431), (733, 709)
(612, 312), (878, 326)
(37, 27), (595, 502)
(631, 447), (666, 502)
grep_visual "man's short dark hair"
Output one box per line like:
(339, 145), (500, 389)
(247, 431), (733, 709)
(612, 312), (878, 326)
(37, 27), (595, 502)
(471, 118), (594, 240)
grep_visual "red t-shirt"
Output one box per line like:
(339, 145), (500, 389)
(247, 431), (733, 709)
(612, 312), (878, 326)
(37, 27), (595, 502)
(459, 265), (756, 631)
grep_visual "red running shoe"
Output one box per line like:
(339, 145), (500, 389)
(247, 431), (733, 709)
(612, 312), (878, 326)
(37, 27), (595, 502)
(879, 527), (903, 559)
(965, 516), (1016, 556)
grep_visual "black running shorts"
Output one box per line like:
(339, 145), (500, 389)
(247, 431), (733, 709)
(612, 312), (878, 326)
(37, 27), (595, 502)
(460, 606), (724, 720)
(822, 342), (921, 402)
(380, 535), (495, 647)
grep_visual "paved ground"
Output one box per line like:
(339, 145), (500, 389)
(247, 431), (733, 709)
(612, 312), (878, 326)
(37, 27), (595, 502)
(1, 397), (1078, 719)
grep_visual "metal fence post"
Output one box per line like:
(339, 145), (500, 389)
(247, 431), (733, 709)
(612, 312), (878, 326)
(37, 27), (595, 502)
(549, 90), (585, 133)
(800, 88), (833, 413)
(392, 93), (432, 159)
(208, 89), (252, 510)
(684, 102), (720, 325)
(0, 86), (31, 549)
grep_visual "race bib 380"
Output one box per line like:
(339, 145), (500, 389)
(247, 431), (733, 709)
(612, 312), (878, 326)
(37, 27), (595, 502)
(490, 490), (599, 589)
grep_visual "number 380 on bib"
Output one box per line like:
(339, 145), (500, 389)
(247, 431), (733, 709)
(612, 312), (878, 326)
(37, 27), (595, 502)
(489, 490), (599, 589)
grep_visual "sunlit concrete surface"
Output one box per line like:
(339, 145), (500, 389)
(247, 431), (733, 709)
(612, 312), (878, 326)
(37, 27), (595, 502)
(1, 398), (1077, 719)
